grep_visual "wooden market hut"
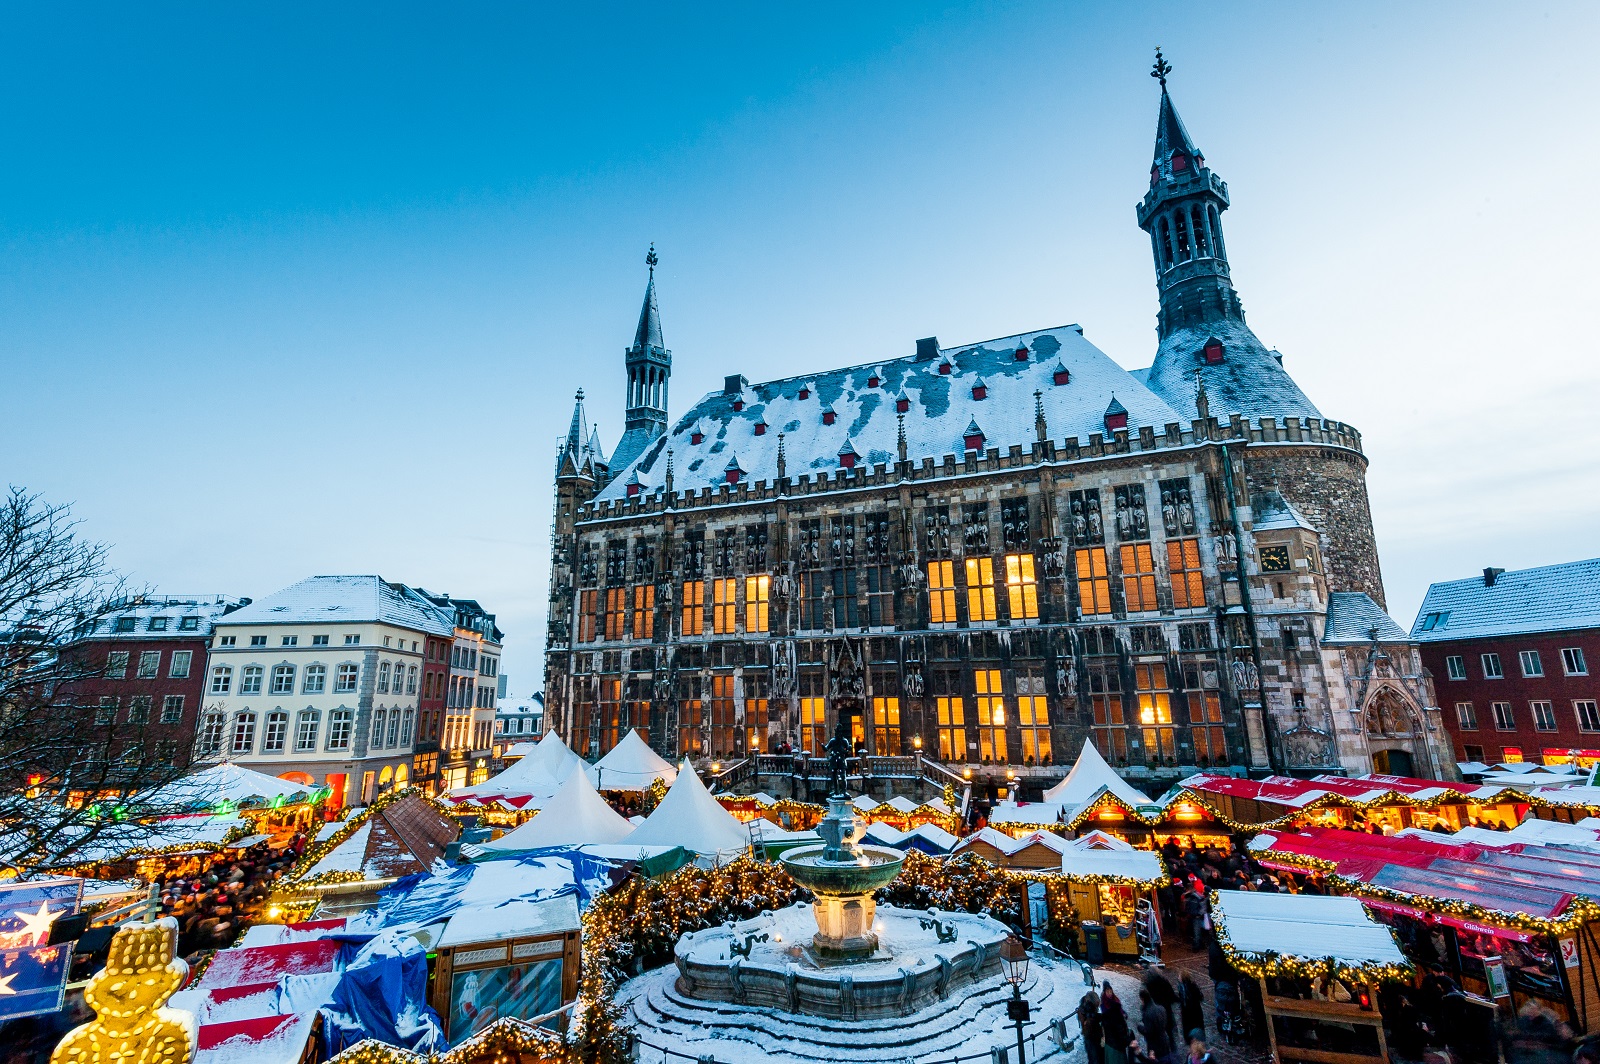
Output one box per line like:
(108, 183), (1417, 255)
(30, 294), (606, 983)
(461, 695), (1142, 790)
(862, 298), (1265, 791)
(1253, 824), (1600, 1034)
(1210, 891), (1411, 1063)
(1177, 772), (1536, 834)
(281, 792), (459, 917)
(951, 826), (1070, 870)
(1054, 830), (1167, 960)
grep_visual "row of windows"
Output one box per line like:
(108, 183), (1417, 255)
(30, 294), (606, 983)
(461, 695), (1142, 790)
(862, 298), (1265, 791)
(109, 615), (202, 633)
(209, 662), (387, 696)
(198, 705), (415, 755)
(105, 649), (192, 680)
(1445, 648), (1588, 681)
(217, 633), (374, 649)
(94, 694), (186, 725)
(1456, 699), (1600, 734)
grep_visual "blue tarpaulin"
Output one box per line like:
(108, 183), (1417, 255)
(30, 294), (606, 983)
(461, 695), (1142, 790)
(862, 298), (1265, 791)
(321, 931), (444, 1056)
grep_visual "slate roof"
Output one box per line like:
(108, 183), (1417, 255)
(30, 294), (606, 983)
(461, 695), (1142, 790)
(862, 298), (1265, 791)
(1323, 592), (1410, 645)
(594, 325), (1185, 502)
(1152, 89), (1202, 181)
(1409, 558), (1600, 642)
(219, 576), (453, 636)
(74, 596), (246, 641)
(1145, 316), (1322, 424)
(1251, 489), (1318, 532)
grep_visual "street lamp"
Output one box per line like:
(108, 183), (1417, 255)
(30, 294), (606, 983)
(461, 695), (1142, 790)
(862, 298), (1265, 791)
(1001, 934), (1031, 1064)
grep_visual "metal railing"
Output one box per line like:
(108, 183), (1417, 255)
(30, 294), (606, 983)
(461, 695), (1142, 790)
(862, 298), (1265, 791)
(627, 1015), (1077, 1064)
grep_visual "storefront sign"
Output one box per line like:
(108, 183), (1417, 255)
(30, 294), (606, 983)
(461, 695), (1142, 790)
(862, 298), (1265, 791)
(1560, 936), (1581, 969)
(1483, 956), (1511, 999)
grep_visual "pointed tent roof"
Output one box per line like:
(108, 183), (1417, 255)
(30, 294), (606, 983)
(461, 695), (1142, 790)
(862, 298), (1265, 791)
(587, 730), (678, 793)
(449, 742), (564, 805)
(1043, 742), (1151, 811)
(481, 767), (632, 851)
(139, 761), (316, 811)
(624, 762), (750, 855)
(530, 731), (583, 783)
(634, 271), (664, 351)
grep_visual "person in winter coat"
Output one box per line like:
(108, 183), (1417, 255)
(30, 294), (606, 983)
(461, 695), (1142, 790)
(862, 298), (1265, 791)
(1182, 888), (1207, 949)
(1139, 988), (1176, 1064)
(1078, 991), (1105, 1064)
(1178, 973), (1206, 1041)
(1101, 983), (1132, 1064)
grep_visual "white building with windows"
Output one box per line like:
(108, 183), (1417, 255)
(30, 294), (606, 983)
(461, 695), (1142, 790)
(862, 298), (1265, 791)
(494, 694), (544, 756)
(198, 575), (453, 808)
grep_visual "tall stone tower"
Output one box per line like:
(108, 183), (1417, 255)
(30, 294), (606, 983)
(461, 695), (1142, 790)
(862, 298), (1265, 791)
(611, 246), (671, 477)
(1133, 52), (1386, 606)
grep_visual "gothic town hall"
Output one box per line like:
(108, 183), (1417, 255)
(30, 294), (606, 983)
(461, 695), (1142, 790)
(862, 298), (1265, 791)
(542, 69), (1454, 792)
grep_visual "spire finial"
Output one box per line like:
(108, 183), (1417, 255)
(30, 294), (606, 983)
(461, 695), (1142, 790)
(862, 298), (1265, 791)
(1034, 389), (1048, 443)
(646, 243), (658, 275)
(1151, 47), (1171, 90)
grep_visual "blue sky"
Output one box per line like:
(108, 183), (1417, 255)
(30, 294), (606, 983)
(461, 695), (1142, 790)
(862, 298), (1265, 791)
(5, 2), (1597, 692)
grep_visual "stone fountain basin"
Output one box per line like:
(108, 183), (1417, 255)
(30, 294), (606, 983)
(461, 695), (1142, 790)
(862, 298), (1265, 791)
(779, 844), (905, 895)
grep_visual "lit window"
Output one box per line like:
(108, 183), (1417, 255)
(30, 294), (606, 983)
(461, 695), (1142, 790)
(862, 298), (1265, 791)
(578, 589), (598, 642)
(965, 558), (997, 622)
(604, 587), (627, 640)
(633, 584), (655, 639)
(1017, 674), (1051, 763)
(937, 695), (966, 762)
(974, 669), (1007, 762)
(1167, 538), (1206, 609)
(1136, 663), (1176, 765)
(1120, 544), (1158, 613)
(800, 697), (826, 755)
(1076, 548), (1112, 615)
(928, 561), (957, 624)
(1004, 553), (1039, 621)
(745, 575), (770, 633)
(712, 578), (739, 634)
(681, 581), (704, 636)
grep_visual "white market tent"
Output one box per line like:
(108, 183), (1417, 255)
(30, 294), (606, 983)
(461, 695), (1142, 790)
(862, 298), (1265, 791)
(529, 731), (584, 783)
(139, 761), (316, 811)
(1059, 830), (1166, 885)
(587, 729), (677, 793)
(481, 768), (633, 851)
(448, 754), (562, 809)
(625, 761), (751, 856)
(1043, 742), (1153, 813)
(1210, 891), (1407, 971)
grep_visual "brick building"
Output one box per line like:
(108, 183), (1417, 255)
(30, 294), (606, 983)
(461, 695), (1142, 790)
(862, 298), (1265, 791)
(1412, 558), (1600, 768)
(412, 631), (452, 793)
(57, 595), (249, 775)
(541, 62), (1453, 788)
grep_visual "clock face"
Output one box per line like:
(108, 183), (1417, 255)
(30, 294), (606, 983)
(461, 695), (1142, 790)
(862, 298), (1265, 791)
(1259, 545), (1291, 573)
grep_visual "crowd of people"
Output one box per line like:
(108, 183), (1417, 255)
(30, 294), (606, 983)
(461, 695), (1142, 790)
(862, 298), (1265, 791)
(1076, 971), (1214, 1064)
(149, 838), (303, 959)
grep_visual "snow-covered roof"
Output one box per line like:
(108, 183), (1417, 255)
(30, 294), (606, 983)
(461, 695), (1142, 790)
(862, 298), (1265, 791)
(482, 770), (632, 851)
(593, 326), (1186, 502)
(588, 729), (677, 792)
(625, 762), (751, 855)
(1210, 891), (1406, 971)
(1323, 593), (1410, 645)
(217, 575), (452, 635)
(71, 596), (246, 642)
(529, 731), (584, 783)
(1043, 742), (1152, 811)
(451, 739), (568, 806)
(139, 762), (317, 810)
(1411, 557), (1600, 642)
(1250, 489), (1318, 532)
(987, 801), (1063, 826)
(1145, 316), (1322, 425)
(1058, 831), (1166, 884)
(953, 826), (1070, 859)
(298, 794), (457, 882)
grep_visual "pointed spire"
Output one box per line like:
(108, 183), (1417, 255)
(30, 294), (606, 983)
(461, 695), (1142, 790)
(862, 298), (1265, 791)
(776, 433), (787, 481)
(896, 413), (908, 464)
(664, 448), (675, 494)
(565, 389), (588, 453)
(1150, 50), (1201, 176)
(1034, 389), (1048, 443)
(633, 244), (664, 352)
(1193, 367), (1211, 424)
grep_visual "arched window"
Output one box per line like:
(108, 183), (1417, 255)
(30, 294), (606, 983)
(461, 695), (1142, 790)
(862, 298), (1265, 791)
(401, 709), (415, 745)
(270, 664), (295, 695)
(386, 710), (401, 748)
(210, 666), (233, 695)
(1175, 210), (1191, 260)
(198, 713), (225, 754)
(303, 664), (326, 694)
(240, 665), (264, 695)
(407, 665), (418, 695)
(295, 710), (320, 752)
(1191, 205), (1210, 257)
(264, 711), (288, 752)
(377, 661), (391, 694)
(231, 712), (257, 755)
(1209, 205), (1225, 260)
(370, 708), (387, 748)
(1158, 217), (1173, 268)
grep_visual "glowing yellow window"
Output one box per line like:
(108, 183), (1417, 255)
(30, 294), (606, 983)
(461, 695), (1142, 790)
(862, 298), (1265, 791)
(1120, 543), (1159, 613)
(965, 557), (997, 622)
(1167, 538), (1206, 609)
(711, 577), (738, 634)
(1005, 553), (1038, 620)
(975, 668), (1007, 761)
(745, 575), (770, 633)
(1075, 547), (1112, 616)
(928, 560), (957, 623)
(681, 580), (704, 636)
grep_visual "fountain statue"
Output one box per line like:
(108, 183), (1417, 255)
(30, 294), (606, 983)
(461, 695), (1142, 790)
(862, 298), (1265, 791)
(778, 721), (905, 960)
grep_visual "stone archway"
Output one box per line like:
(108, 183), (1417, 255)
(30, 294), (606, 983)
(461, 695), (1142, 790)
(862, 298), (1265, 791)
(1361, 684), (1431, 777)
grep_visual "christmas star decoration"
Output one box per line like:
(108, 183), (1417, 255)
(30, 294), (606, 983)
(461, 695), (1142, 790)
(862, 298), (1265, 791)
(0, 973), (16, 995)
(15, 902), (59, 946)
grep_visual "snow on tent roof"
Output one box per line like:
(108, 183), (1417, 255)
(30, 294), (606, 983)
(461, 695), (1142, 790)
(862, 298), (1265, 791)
(625, 762), (751, 855)
(587, 729), (677, 792)
(140, 761), (314, 810)
(1043, 742), (1152, 811)
(530, 731), (584, 783)
(450, 752), (562, 806)
(883, 796), (919, 814)
(1059, 831), (1166, 884)
(1210, 891), (1407, 971)
(481, 769), (633, 851)
(195, 1013), (317, 1064)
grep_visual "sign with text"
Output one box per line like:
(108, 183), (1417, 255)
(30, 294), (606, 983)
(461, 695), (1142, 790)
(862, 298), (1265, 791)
(0, 878), (83, 1021)
(1483, 956), (1511, 1000)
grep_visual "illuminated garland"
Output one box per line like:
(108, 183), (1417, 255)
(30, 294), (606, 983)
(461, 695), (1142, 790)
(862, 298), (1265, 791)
(329, 1018), (566, 1064)
(1063, 792), (1155, 832)
(281, 787), (456, 886)
(1172, 783), (1558, 835)
(1207, 889), (1413, 983)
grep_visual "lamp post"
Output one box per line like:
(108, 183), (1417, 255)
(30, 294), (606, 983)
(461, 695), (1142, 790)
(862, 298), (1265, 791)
(1001, 934), (1031, 1064)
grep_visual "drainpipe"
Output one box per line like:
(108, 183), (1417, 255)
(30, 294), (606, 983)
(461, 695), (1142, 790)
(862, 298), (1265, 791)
(1218, 441), (1280, 774)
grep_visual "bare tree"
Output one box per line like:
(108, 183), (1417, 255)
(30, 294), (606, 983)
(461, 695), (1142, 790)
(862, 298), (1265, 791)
(0, 488), (208, 875)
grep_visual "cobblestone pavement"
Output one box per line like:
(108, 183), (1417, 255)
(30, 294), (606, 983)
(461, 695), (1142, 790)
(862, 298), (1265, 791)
(1093, 942), (1273, 1064)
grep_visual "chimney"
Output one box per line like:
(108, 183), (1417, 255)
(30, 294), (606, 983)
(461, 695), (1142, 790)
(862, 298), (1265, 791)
(914, 337), (940, 361)
(1483, 567), (1505, 587)
(724, 374), (748, 394)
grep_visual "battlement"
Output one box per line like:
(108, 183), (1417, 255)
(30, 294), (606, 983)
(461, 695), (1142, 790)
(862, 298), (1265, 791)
(574, 413), (1363, 526)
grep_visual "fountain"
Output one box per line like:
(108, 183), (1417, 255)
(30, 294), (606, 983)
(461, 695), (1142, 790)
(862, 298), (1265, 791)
(778, 727), (905, 961)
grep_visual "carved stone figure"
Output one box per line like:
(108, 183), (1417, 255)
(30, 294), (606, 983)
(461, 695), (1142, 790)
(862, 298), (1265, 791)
(1230, 656), (1259, 692)
(1161, 489), (1178, 536)
(903, 664), (925, 699)
(1086, 504), (1102, 541)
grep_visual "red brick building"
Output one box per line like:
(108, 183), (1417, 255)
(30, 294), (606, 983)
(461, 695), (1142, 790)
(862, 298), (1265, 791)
(412, 633), (452, 793)
(58, 595), (249, 773)
(1412, 559), (1600, 767)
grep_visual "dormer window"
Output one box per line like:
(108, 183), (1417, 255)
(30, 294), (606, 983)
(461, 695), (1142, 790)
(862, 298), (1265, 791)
(754, 421), (767, 436)
(867, 373), (880, 388)
(938, 361), (952, 375)
(1053, 363), (1071, 386)
(690, 430), (704, 445)
(724, 456), (745, 484)
(626, 481), (641, 497)
(822, 407), (836, 426)
(1014, 344), (1029, 362)
(963, 419), (985, 452)
(1104, 396), (1129, 432)
(731, 398), (744, 412)
(1202, 337), (1224, 365)
(971, 378), (987, 401)
(895, 392), (911, 414)
(838, 441), (859, 469)
(798, 387), (810, 399)
(1172, 153), (1189, 172)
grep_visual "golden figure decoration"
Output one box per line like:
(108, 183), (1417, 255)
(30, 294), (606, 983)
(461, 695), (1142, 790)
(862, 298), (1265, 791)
(51, 918), (196, 1064)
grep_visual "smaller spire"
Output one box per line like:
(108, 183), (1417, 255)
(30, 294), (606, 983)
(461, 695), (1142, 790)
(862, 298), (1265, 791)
(776, 433), (787, 481)
(1193, 367), (1211, 424)
(1150, 46), (1171, 90)
(896, 413), (908, 464)
(664, 448), (675, 493)
(634, 249), (664, 351)
(1034, 389), (1048, 443)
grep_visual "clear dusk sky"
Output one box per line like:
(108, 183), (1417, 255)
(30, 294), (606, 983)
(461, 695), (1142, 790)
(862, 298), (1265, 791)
(5, 2), (1597, 692)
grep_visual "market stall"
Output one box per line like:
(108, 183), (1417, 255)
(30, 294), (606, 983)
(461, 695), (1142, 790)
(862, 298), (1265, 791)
(277, 790), (459, 917)
(478, 769), (632, 852)
(1210, 891), (1410, 1064)
(951, 826), (1069, 870)
(1054, 830), (1166, 960)
(1177, 771), (1536, 834)
(1252, 824), (1600, 1034)
(138, 760), (328, 832)
(625, 761), (752, 860)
